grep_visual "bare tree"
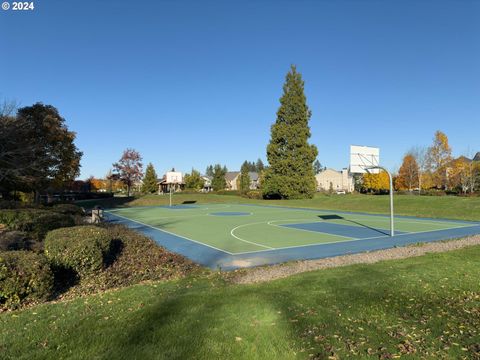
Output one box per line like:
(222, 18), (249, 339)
(464, 148), (479, 194)
(410, 146), (428, 194)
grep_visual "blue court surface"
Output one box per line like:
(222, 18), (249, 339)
(105, 203), (480, 270)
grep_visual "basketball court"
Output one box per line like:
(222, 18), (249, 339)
(105, 203), (480, 269)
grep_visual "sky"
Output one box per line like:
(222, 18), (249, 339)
(1, 0), (479, 178)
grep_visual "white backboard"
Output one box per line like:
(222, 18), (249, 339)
(350, 145), (380, 174)
(166, 171), (183, 184)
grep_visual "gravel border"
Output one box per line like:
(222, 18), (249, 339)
(231, 235), (480, 284)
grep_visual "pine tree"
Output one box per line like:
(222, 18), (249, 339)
(239, 162), (251, 194)
(141, 163), (158, 194)
(313, 159), (322, 174)
(263, 65), (318, 199)
(205, 165), (214, 178)
(212, 164), (227, 191)
(256, 158), (265, 172)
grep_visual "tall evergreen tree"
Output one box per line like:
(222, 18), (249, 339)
(256, 158), (265, 172)
(212, 164), (227, 191)
(239, 162), (251, 194)
(205, 165), (214, 177)
(263, 65), (318, 199)
(313, 159), (322, 174)
(141, 163), (158, 194)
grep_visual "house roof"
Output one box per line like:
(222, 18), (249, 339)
(225, 171), (240, 182)
(457, 155), (472, 163)
(318, 168), (342, 175)
(474, 152), (480, 162)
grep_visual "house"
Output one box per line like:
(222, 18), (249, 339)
(158, 170), (184, 193)
(225, 171), (260, 190)
(474, 152), (480, 162)
(315, 168), (354, 193)
(225, 172), (240, 190)
(201, 175), (212, 192)
(248, 172), (260, 189)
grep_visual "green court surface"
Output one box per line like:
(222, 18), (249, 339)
(106, 204), (476, 255)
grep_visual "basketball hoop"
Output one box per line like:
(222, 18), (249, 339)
(166, 171), (182, 207)
(350, 145), (395, 237)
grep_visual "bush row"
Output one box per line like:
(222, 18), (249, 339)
(1, 223), (197, 310)
(44, 226), (112, 278)
(0, 209), (76, 240)
(0, 251), (54, 309)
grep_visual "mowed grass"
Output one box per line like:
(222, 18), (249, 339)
(78, 193), (480, 222)
(1, 246), (479, 359)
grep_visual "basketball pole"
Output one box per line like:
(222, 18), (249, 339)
(367, 165), (394, 237)
(169, 183), (172, 207)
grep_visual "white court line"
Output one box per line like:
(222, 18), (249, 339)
(230, 222), (275, 250)
(231, 224), (480, 255)
(106, 211), (234, 255)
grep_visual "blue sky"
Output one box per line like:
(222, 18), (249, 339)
(1, 0), (479, 178)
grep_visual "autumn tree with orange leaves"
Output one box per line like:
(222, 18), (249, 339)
(362, 171), (390, 193)
(448, 157), (475, 194)
(395, 154), (419, 191)
(427, 131), (452, 189)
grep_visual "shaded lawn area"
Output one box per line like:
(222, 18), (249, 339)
(77, 193), (480, 222)
(1, 246), (479, 359)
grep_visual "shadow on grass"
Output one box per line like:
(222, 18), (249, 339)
(100, 255), (479, 359)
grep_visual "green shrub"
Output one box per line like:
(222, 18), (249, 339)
(44, 226), (112, 278)
(52, 203), (84, 216)
(0, 251), (54, 309)
(0, 231), (33, 251)
(0, 209), (75, 240)
(86, 224), (197, 290)
(214, 190), (240, 196)
(243, 190), (262, 199)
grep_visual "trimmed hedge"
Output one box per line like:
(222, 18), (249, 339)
(0, 231), (32, 251)
(44, 226), (112, 278)
(243, 190), (262, 199)
(51, 203), (84, 216)
(0, 209), (75, 240)
(0, 251), (54, 309)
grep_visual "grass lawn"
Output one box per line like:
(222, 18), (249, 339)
(78, 193), (480, 221)
(1, 245), (479, 359)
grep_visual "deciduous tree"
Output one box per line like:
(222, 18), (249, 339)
(184, 169), (205, 190)
(362, 171), (390, 193)
(113, 149), (143, 197)
(427, 131), (452, 189)
(410, 146), (428, 193)
(448, 157), (471, 194)
(263, 65), (318, 199)
(395, 154), (419, 191)
(0, 103), (82, 199)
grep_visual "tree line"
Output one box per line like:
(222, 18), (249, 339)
(361, 131), (480, 194)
